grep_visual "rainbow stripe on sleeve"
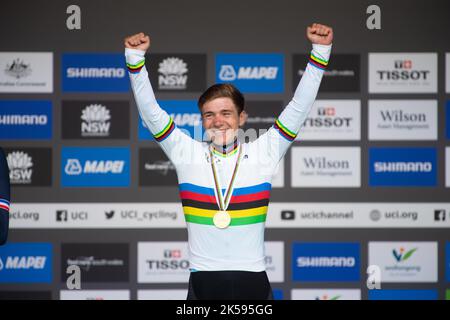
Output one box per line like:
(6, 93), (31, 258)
(126, 59), (145, 73)
(179, 182), (271, 226)
(153, 117), (175, 142)
(308, 52), (328, 70)
(274, 118), (297, 142)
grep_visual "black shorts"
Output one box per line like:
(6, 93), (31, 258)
(187, 270), (273, 300)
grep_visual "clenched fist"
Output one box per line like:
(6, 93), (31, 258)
(124, 32), (151, 52)
(306, 23), (333, 45)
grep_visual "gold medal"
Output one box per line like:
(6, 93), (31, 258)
(213, 210), (231, 229)
(209, 143), (243, 229)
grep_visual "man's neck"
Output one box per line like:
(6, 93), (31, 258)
(211, 138), (239, 156)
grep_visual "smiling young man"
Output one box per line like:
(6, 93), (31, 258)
(125, 23), (333, 300)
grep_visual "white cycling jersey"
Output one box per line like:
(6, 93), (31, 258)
(125, 43), (331, 272)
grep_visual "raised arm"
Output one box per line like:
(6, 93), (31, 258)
(259, 23), (333, 164)
(124, 33), (195, 165)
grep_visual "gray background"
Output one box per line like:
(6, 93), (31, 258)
(0, 0), (449, 299)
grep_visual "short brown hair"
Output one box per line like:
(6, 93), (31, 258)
(198, 84), (245, 114)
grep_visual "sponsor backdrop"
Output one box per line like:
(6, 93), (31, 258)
(0, 0), (449, 300)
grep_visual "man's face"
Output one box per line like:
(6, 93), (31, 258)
(201, 97), (247, 146)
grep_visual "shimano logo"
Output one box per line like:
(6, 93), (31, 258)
(219, 65), (278, 81)
(65, 159), (125, 175)
(297, 256), (355, 268)
(0, 114), (47, 125)
(374, 161), (432, 173)
(67, 67), (125, 78)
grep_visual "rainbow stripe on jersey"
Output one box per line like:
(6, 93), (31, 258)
(179, 182), (271, 226)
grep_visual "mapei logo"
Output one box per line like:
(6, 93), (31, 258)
(216, 54), (284, 93)
(392, 247), (418, 262)
(218, 65), (278, 81)
(0, 243), (53, 283)
(65, 159), (124, 175)
(61, 147), (130, 187)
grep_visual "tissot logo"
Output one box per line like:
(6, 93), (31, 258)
(379, 60), (428, 80)
(369, 53), (437, 93)
(298, 100), (360, 141)
(138, 242), (190, 283)
(147, 54), (206, 92)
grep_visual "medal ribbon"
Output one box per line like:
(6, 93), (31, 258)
(209, 144), (243, 211)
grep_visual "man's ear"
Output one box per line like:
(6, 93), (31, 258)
(239, 110), (248, 127)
